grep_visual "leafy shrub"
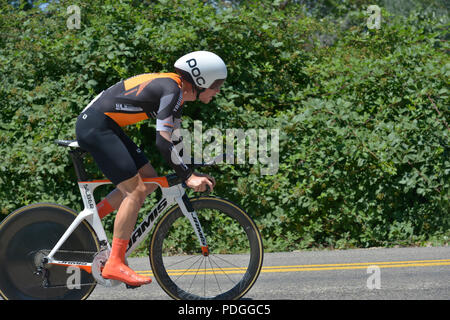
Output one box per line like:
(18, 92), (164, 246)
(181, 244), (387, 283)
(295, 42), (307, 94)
(0, 0), (448, 252)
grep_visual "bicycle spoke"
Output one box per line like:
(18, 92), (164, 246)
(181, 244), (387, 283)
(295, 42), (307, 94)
(172, 254), (204, 282)
(151, 197), (263, 300)
(187, 256), (205, 293)
(164, 254), (199, 269)
(208, 255), (239, 285)
(203, 256), (207, 297)
(208, 255), (222, 293)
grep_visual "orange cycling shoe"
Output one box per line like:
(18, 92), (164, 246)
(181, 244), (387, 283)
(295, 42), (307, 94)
(102, 237), (152, 287)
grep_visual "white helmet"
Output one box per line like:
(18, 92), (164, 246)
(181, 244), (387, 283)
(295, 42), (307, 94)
(174, 51), (227, 90)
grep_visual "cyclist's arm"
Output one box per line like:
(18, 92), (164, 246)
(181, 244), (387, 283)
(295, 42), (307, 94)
(154, 81), (192, 181)
(156, 130), (193, 181)
(157, 131), (214, 191)
(171, 118), (184, 156)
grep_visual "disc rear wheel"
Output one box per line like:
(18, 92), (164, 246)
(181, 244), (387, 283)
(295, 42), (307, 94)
(0, 203), (99, 300)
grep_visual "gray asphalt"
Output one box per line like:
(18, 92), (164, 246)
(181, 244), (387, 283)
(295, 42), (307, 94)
(88, 246), (450, 300)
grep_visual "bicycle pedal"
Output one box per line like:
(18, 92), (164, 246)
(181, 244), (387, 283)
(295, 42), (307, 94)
(125, 284), (141, 289)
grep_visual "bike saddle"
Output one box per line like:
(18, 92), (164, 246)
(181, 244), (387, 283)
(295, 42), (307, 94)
(54, 139), (81, 148)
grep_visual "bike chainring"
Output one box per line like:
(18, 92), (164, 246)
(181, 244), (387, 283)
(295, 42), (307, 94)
(91, 249), (121, 288)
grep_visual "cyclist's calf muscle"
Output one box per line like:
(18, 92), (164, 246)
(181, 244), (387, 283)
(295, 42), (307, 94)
(113, 174), (149, 240)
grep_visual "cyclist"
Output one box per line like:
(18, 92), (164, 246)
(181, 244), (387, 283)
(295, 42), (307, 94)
(75, 51), (227, 287)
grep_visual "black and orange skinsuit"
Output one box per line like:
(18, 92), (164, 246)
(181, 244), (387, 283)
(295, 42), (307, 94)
(75, 73), (192, 185)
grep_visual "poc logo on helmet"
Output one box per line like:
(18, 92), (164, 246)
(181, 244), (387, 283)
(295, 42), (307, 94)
(186, 58), (206, 87)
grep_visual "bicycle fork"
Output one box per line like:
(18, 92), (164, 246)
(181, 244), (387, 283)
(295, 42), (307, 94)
(175, 193), (209, 256)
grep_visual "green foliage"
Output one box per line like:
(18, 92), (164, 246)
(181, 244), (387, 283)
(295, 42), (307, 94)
(0, 0), (448, 252)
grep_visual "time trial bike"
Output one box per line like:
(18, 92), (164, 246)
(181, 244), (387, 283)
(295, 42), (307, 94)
(0, 139), (263, 300)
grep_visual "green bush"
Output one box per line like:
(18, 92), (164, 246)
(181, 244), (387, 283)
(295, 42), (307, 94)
(1, 0), (448, 252)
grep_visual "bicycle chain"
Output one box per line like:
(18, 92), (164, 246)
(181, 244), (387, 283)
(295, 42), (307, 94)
(34, 249), (99, 289)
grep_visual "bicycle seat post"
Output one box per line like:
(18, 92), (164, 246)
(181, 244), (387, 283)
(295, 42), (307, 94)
(54, 140), (90, 182)
(69, 149), (89, 182)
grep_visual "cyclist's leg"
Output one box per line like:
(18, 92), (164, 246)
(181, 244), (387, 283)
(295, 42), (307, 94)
(96, 163), (159, 218)
(101, 174), (152, 286)
(96, 127), (158, 219)
(96, 189), (120, 218)
(138, 162), (159, 192)
(76, 109), (152, 285)
(113, 174), (147, 239)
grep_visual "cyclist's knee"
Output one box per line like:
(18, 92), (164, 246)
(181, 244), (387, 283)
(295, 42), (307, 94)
(132, 184), (148, 204)
(138, 163), (158, 196)
(118, 175), (147, 204)
(139, 163), (157, 178)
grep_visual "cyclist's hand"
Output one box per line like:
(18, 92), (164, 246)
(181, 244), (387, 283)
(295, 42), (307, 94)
(195, 172), (216, 188)
(185, 173), (214, 192)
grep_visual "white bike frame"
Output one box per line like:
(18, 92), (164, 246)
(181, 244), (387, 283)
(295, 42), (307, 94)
(45, 178), (209, 273)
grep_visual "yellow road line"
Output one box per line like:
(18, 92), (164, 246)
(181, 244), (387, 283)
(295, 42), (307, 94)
(262, 258), (450, 269)
(136, 258), (450, 276)
(259, 261), (450, 273)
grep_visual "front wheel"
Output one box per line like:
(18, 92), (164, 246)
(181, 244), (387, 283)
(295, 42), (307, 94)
(149, 196), (263, 300)
(0, 203), (99, 300)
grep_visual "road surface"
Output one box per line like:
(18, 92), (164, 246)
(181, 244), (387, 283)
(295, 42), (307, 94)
(88, 246), (450, 300)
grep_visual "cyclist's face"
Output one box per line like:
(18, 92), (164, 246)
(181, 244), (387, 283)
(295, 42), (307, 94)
(199, 87), (221, 104)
